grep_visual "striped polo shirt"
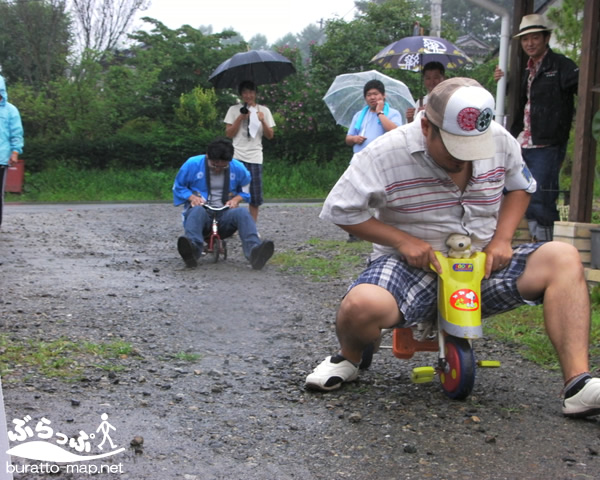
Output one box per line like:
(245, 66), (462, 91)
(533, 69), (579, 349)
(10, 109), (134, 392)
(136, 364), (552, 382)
(320, 112), (536, 259)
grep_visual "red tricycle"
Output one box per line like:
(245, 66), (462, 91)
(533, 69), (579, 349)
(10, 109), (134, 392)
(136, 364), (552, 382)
(203, 204), (229, 263)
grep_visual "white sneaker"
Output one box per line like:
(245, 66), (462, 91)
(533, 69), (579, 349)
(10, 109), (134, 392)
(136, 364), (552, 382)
(305, 355), (359, 391)
(563, 377), (600, 417)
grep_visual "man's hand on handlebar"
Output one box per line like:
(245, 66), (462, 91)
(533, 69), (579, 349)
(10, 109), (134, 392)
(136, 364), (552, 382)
(225, 196), (242, 208)
(189, 193), (206, 207)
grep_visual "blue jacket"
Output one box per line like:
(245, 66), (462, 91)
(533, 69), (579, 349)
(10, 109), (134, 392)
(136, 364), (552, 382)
(172, 154), (252, 209)
(0, 76), (24, 166)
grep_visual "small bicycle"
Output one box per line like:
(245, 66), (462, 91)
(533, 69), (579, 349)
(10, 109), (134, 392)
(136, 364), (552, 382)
(203, 204), (229, 263)
(361, 249), (500, 400)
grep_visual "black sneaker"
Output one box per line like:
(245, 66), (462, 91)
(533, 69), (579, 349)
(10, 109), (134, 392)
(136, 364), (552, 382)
(249, 240), (274, 270)
(177, 236), (198, 268)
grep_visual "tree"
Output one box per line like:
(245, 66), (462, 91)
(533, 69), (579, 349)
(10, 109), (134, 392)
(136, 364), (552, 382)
(0, 0), (72, 87)
(297, 24), (325, 60)
(174, 87), (218, 130)
(439, 0), (512, 43)
(273, 33), (299, 49)
(69, 0), (150, 58)
(547, 0), (584, 63)
(249, 34), (269, 51)
(310, 0), (422, 88)
(127, 19), (245, 120)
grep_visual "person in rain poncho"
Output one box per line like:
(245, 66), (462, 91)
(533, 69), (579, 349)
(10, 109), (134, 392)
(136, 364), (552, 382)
(0, 75), (24, 227)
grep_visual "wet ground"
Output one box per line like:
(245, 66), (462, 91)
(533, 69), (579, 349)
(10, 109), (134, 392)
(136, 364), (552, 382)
(1, 203), (599, 480)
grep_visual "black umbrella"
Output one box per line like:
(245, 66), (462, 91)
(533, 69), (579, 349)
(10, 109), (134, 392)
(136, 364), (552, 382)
(208, 50), (296, 89)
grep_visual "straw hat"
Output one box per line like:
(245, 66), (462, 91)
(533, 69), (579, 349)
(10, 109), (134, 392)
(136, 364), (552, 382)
(514, 14), (552, 38)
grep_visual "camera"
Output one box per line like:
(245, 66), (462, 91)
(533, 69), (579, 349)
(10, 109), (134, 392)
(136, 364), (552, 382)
(240, 103), (249, 114)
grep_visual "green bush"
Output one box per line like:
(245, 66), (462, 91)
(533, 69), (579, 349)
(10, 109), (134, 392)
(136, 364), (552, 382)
(22, 126), (221, 173)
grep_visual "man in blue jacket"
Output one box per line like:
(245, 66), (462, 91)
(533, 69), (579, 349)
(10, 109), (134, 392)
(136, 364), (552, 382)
(0, 75), (24, 227)
(172, 137), (274, 269)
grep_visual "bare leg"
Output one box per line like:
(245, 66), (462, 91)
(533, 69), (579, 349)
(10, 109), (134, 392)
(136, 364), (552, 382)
(517, 242), (590, 381)
(336, 284), (401, 364)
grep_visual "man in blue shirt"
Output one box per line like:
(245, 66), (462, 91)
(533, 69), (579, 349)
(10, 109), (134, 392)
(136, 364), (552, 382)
(173, 138), (274, 269)
(345, 79), (404, 154)
(345, 79), (404, 242)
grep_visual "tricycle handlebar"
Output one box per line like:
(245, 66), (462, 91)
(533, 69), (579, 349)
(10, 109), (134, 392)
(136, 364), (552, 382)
(202, 204), (230, 212)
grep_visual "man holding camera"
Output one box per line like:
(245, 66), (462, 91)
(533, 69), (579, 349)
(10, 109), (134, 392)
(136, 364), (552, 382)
(224, 81), (275, 223)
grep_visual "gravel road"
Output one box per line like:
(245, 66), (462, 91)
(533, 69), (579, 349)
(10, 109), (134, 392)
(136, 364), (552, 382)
(1, 202), (599, 480)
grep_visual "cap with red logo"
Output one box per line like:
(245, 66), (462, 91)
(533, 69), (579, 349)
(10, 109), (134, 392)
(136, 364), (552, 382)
(425, 77), (496, 161)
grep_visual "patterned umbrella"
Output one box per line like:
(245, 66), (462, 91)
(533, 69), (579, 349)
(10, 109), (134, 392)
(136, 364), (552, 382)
(371, 36), (474, 72)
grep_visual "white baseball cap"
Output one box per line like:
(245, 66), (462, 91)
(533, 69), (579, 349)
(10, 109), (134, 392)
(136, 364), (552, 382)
(425, 77), (495, 161)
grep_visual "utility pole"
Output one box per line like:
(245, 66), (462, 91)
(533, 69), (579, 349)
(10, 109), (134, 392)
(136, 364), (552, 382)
(431, 0), (442, 37)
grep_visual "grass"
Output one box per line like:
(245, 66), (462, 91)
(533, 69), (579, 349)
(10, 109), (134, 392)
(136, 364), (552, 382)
(7, 166), (177, 203)
(271, 237), (372, 281)
(172, 351), (203, 362)
(5, 157), (348, 203)
(0, 336), (136, 382)
(484, 304), (600, 372)
(0, 335), (206, 382)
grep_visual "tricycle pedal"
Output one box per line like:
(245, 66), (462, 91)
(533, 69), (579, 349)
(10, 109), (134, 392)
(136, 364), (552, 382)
(477, 360), (501, 368)
(411, 366), (436, 383)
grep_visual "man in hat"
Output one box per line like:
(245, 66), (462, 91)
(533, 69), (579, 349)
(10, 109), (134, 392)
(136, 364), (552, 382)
(495, 13), (579, 242)
(305, 78), (600, 418)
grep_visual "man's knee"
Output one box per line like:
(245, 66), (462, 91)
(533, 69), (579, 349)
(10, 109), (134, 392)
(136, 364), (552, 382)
(546, 241), (582, 263)
(531, 241), (584, 278)
(337, 284), (399, 328)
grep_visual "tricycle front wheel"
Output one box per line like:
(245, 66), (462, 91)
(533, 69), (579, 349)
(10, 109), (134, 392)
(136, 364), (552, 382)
(439, 336), (475, 400)
(212, 238), (221, 263)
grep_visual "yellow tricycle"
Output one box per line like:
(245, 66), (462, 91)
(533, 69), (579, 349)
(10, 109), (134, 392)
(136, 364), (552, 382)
(361, 248), (500, 400)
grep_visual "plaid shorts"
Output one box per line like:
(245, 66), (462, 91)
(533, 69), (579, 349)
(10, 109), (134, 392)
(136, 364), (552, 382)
(242, 162), (263, 207)
(349, 243), (544, 327)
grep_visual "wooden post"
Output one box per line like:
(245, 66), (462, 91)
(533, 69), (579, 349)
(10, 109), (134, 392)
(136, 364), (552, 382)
(505, 0), (534, 134)
(569, 0), (600, 223)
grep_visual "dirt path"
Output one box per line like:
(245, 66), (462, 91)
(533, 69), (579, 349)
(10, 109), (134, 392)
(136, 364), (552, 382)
(1, 203), (598, 480)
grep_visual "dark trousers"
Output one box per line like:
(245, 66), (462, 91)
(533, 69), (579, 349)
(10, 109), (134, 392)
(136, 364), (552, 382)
(522, 144), (566, 240)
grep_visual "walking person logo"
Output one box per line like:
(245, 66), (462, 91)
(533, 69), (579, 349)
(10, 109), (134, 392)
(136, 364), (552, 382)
(5, 411), (125, 474)
(96, 413), (117, 451)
